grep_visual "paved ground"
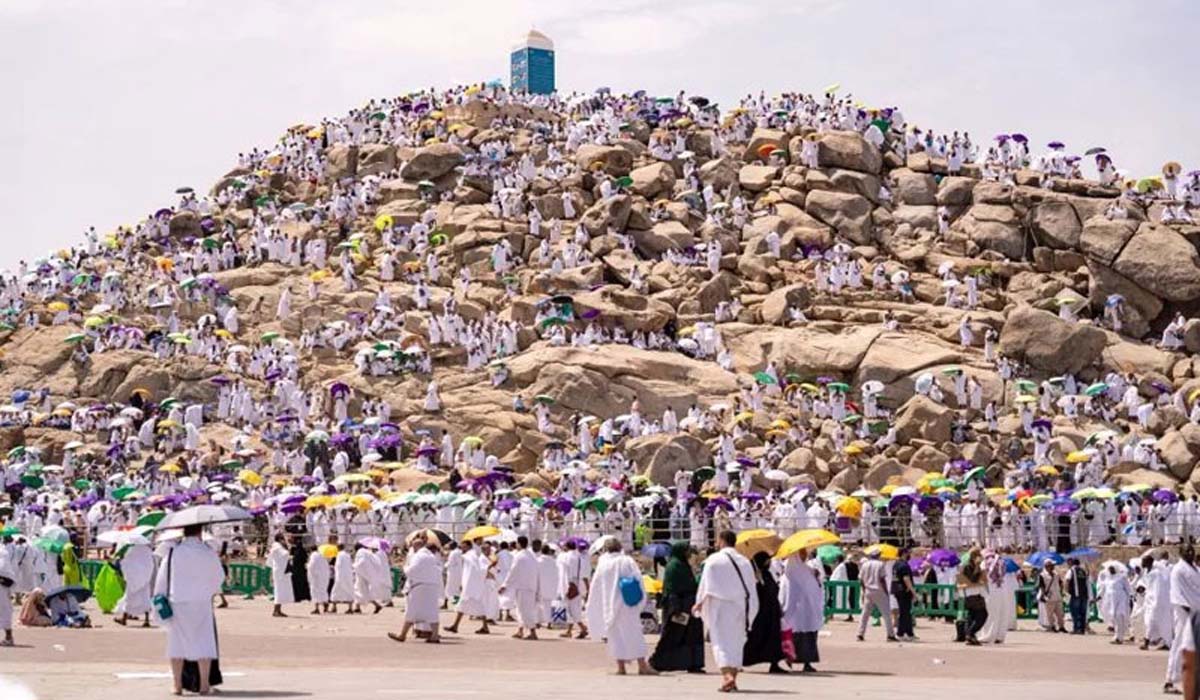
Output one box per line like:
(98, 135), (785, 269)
(0, 599), (1165, 699)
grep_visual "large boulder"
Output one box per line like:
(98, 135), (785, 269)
(1079, 216), (1138, 266)
(804, 190), (873, 245)
(892, 168), (937, 206)
(759, 284), (812, 325)
(893, 395), (954, 445)
(816, 131), (882, 174)
(1113, 225), (1200, 302)
(581, 194), (633, 235)
(745, 128), (788, 162)
(399, 143), (464, 181)
(739, 165), (779, 192)
(1030, 200), (1081, 249)
(631, 220), (694, 257)
(955, 204), (1024, 258)
(998, 305), (1107, 374)
(575, 144), (633, 176)
(628, 162), (676, 199)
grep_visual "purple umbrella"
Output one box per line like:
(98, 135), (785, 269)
(1048, 141), (1065, 150)
(580, 309), (601, 320)
(495, 498), (519, 512)
(416, 445), (439, 457)
(1152, 489), (1179, 504)
(544, 496), (573, 514)
(887, 494), (914, 512)
(929, 548), (960, 567)
(917, 495), (943, 513)
(736, 456), (756, 468)
(739, 492), (764, 502)
(280, 502), (304, 515)
(705, 498), (733, 514)
(1010, 133), (1028, 144)
(329, 382), (350, 397)
(1030, 418), (1053, 431)
(209, 375), (231, 385)
(994, 133), (1009, 142)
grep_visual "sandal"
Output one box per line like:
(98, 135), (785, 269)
(387, 633), (405, 643)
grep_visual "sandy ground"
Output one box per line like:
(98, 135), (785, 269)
(0, 598), (1166, 700)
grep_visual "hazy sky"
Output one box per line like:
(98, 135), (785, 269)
(1, 0), (1196, 266)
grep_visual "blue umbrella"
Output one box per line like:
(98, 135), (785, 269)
(46, 584), (92, 604)
(1003, 557), (1021, 574)
(1026, 551), (1065, 568)
(641, 542), (671, 559)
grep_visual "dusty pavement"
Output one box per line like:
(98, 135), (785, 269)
(1, 599), (1163, 699)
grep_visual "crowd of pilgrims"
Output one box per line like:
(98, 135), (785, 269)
(1, 81), (1199, 688)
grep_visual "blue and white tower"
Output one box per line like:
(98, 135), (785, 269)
(510, 29), (555, 95)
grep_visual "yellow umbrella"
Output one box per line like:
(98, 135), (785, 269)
(350, 495), (373, 511)
(304, 495), (332, 509)
(1189, 387), (1200, 404)
(1013, 394), (1038, 404)
(1066, 450), (1093, 464)
(365, 469), (387, 479)
(734, 411), (755, 424)
(48, 301), (69, 312)
(765, 429), (788, 440)
(864, 543), (899, 560)
(836, 498), (863, 518)
(238, 469), (263, 487)
(335, 473), (371, 484)
(843, 444), (864, 456)
(1035, 465), (1059, 476)
(769, 419), (792, 430)
(643, 576), (664, 595)
(318, 544), (338, 559)
(774, 529), (840, 560)
(463, 525), (500, 542)
(374, 214), (394, 232)
(879, 484), (897, 496)
(158, 463), (181, 474)
(518, 487), (543, 498)
(214, 329), (233, 339)
(735, 529), (782, 558)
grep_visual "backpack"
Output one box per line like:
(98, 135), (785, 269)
(619, 575), (644, 607)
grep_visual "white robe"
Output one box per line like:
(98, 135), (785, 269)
(154, 538), (225, 660)
(502, 548), (540, 629)
(307, 552), (331, 604)
(116, 544), (155, 616)
(779, 556), (823, 633)
(696, 548), (760, 669)
(266, 543), (295, 604)
(585, 552), (647, 661)
(330, 551), (355, 602)
(404, 548), (444, 625)
(456, 549), (498, 619)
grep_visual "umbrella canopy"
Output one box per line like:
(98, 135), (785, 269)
(1026, 551), (1065, 567)
(462, 525), (500, 542)
(155, 505), (251, 530)
(405, 528), (451, 548)
(864, 543), (900, 560)
(816, 544), (844, 564)
(735, 529), (782, 558)
(775, 529), (839, 559)
(46, 585), (92, 604)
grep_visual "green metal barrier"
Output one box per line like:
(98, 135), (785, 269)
(912, 583), (961, 617)
(1015, 584), (1101, 623)
(79, 559), (104, 589)
(824, 580), (861, 616)
(391, 567), (406, 596)
(225, 563), (267, 599)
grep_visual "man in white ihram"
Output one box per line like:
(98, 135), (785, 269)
(499, 535), (540, 640)
(585, 537), (654, 675)
(114, 538), (155, 627)
(154, 523), (225, 696)
(389, 537), (443, 643)
(694, 530), (759, 693)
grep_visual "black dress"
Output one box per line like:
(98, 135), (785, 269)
(743, 566), (784, 667)
(289, 543), (312, 602)
(650, 554), (705, 672)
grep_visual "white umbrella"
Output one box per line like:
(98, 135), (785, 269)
(155, 505), (251, 530)
(588, 534), (617, 554)
(763, 469), (789, 481)
(97, 529), (151, 546)
(861, 380), (885, 395)
(1100, 559), (1128, 575)
(914, 372), (935, 394)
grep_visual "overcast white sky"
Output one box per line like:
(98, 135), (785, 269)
(1, 0), (1196, 266)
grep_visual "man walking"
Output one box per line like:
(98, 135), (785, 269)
(856, 550), (896, 642)
(1065, 557), (1090, 635)
(892, 546), (917, 641)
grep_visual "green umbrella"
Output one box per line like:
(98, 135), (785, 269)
(784, 373), (804, 383)
(418, 180), (435, 189)
(817, 544), (844, 565)
(220, 459), (244, 470)
(64, 333), (87, 344)
(869, 118), (891, 134)
(201, 236), (219, 250)
(615, 176), (634, 188)
(111, 485), (137, 501)
(940, 366), (963, 376)
(827, 382), (851, 393)
(20, 474), (43, 488)
(693, 466), (716, 483)
(260, 331), (281, 343)
(370, 111), (388, 121)
(753, 371), (778, 386)
(73, 479), (92, 490)
(1015, 379), (1037, 393)
(35, 538), (64, 554)
(539, 317), (568, 329)
(0, 525), (20, 537)
(1084, 382), (1108, 397)
(136, 511), (166, 527)
(841, 413), (862, 425)
(963, 466), (986, 483)
(7, 446), (24, 459)
(253, 194), (272, 207)
(534, 394), (555, 405)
